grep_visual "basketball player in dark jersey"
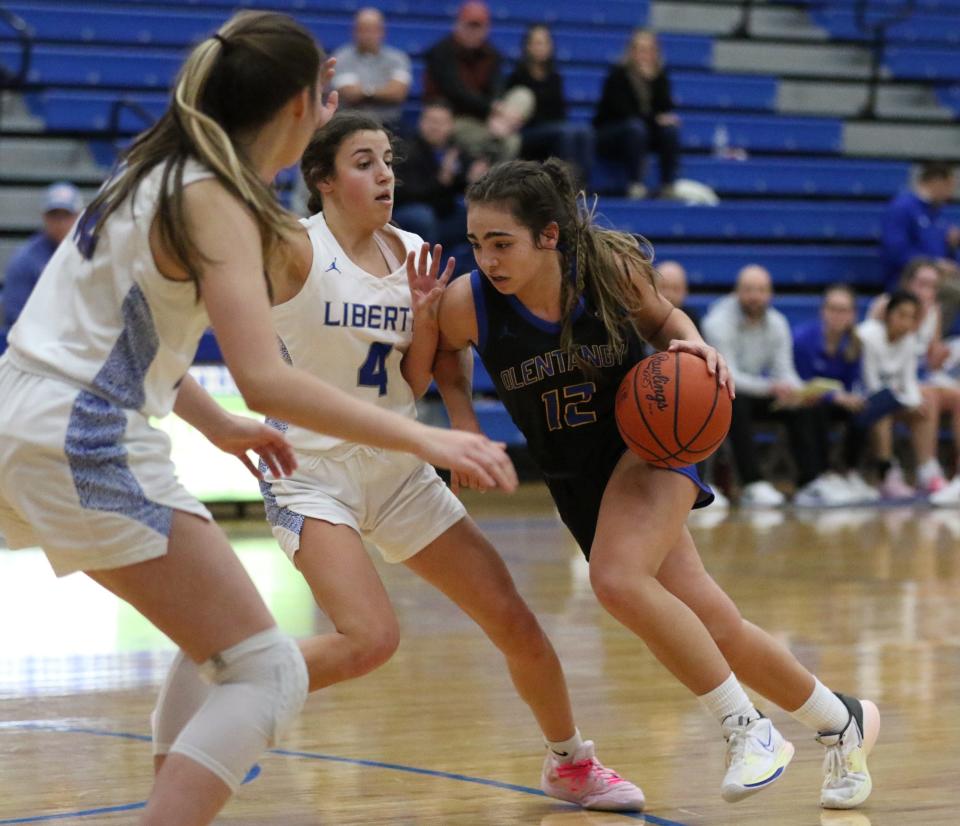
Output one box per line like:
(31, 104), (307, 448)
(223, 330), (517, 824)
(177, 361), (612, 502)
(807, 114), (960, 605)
(412, 159), (879, 811)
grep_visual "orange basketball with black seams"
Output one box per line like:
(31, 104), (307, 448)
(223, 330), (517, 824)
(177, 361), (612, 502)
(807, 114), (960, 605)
(615, 351), (732, 469)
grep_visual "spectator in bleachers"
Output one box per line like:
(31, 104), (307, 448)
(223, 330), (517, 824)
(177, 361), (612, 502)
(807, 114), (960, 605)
(423, 1), (530, 163)
(331, 8), (412, 128)
(2, 182), (82, 337)
(857, 290), (926, 499)
(792, 285), (879, 502)
(504, 25), (593, 186)
(702, 265), (838, 507)
(593, 29), (681, 200)
(657, 259), (699, 328)
(868, 258), (949, 493)
(881, 161), (959, 291)
(392, 101), (488, 260)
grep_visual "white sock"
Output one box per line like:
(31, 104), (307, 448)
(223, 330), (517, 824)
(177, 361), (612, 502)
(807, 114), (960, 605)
(790, 679), (849, 734)
(699, 673), (758, 725)
(546, 728), (583, 763)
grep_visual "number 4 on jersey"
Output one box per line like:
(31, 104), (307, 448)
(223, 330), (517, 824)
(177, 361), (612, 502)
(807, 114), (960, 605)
(358, 342), (393, 396)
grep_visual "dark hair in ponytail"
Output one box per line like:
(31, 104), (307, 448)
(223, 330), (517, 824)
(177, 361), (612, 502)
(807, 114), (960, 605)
(466, 157), (655, 356)
(300, 112), (393, 214)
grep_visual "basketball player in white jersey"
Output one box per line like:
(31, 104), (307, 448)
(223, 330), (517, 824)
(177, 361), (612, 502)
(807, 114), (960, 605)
(0, 15), (515, 826)
(247, 112), (645, 812)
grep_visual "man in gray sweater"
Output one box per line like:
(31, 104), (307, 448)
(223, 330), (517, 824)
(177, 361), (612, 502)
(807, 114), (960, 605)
(702, 265), (842, 507)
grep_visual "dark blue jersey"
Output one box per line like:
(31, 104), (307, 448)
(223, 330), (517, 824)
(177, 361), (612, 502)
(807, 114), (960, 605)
(469, 269), (712, 556)
(470, 268), (646, 479)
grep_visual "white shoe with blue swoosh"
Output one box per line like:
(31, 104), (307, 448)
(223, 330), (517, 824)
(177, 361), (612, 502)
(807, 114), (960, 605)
(721, 713), (795, 802)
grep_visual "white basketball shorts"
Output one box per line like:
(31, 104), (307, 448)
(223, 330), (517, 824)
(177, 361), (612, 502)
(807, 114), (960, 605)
(260, 446), (466, 564)
(0, 358), (210, 576)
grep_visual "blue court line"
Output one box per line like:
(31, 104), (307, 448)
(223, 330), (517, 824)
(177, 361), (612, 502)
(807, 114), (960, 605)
(2, 724), (690, 826)
(0, 802), (147, 824)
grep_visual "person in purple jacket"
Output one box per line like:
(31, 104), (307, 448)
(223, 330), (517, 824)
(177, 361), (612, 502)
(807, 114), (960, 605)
(792, 284), (880, 503)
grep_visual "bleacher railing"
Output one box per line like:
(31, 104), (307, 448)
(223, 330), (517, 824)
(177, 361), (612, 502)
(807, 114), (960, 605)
(0, 6), (32, 135)
(855, 0), (917, 119)
(0, 7), (31, 88)
(106, 97), (156, 156)
(737, 0), (919, 120)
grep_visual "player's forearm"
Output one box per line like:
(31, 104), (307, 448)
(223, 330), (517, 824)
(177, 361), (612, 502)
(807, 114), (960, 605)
(401, 319), (440, 399)
(245, 363), (428, 455)
(172, 374), (233, 439)
(435, 349), (481, 432)
(648, 307), (702, 351)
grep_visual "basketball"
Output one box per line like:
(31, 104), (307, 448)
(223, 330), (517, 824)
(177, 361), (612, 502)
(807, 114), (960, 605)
(615, 351), (732, 469)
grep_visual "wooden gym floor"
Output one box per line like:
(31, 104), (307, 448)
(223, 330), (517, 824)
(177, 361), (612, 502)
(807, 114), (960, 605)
(1, 485), (958, 825)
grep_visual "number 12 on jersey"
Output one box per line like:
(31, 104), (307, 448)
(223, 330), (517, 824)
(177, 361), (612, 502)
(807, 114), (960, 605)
(541, 382), (597, 430)
(358, 342), (394, 396)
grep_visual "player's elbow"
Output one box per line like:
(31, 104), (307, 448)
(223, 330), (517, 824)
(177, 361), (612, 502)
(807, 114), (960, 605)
(233, 368), (285, 417)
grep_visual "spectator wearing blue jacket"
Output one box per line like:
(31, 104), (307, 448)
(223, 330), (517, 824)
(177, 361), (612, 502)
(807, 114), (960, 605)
(1, 182), (83, 352)
(792, 285), (878, 502)
(881, 161), (959, 291)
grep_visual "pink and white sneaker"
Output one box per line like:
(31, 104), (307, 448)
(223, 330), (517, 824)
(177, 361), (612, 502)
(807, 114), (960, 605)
(541, 741), (645, 811)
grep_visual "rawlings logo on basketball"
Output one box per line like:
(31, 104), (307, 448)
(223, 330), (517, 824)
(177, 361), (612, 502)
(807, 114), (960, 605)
(616, 352), (732, 470)
(639, 356), (670, 412)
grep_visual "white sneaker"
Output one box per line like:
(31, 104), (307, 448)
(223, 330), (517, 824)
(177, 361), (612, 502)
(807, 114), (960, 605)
(739, 480), (786, 508)
(817, 693), (880, 809)
(930, 475), (960, 506)
(794, 474), (856, 507)
(541, 741), (645, 811)
(844, 472), (881, 503)
(721, 714), (794, 802)
(822, 472), (860, 501)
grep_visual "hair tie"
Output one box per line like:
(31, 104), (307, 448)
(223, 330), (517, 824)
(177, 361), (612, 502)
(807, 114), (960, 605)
(213, 33), (231, 51)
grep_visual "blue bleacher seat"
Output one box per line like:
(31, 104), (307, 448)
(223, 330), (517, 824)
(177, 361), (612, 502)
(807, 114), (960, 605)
(598, 201), (890, 242)
(936, 83), (960, 115)
(653, 244), (884, 289)
(811, 9), (960, 46)
(679, 113), (845, 154)
(665, 157), (911, 198)
(884, 45), (960, 81)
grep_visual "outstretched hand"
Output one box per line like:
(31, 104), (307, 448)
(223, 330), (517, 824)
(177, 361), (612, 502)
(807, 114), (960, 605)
(406, 243), (455, 325)
(667, 339), (736, 399)
(317, 57), (339, 129)
(416, 427), (518, 493)
(207, 414), (297, 481)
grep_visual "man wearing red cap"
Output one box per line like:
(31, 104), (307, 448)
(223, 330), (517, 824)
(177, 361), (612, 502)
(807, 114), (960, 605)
(423, 1), (529, 162)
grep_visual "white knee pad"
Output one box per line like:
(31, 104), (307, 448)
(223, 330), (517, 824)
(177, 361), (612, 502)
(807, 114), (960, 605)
(151, 649), (212, 756)
(168, 628), (308, 792)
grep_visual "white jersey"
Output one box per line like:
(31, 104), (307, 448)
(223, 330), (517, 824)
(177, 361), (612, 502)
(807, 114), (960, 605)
(7, 161), (213, 418)
(857, 318), (922, 408)
(270, 213), (423, 454)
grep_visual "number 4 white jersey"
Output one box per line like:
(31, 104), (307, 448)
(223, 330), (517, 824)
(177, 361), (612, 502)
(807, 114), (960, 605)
(270, 213), (423, 455)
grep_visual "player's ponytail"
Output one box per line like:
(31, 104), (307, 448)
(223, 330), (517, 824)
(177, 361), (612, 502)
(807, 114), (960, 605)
(466, 158), (657, 357)
(81, 11), (321, 295)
